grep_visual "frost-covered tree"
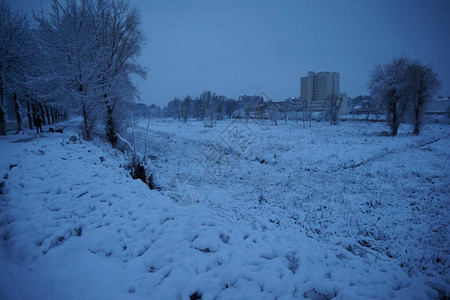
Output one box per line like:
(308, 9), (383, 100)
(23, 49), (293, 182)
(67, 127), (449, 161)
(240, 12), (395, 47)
(369, 57), (411, 136)
(181, 95), (191, 122)
(167, 97), (181, 120)
(266, 101), (282, 125)
(0, 0), (33, 135)
(223, 99), (238, 119)
(192, 97), (202, 121)
(214, 95), (225, 120)
(200, 90), (215, 126)
(35, 0), (103, 139)
(370, 57), (441, 135)
(407, 62), (440, 135)
(325, 94), (343, 125)
(148, 104), (162, 119)
(35, 0), (145, 142)
(92, 0), (146, 147)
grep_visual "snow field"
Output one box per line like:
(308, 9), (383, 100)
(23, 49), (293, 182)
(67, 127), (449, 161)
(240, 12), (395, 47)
(134, 119), (450, 291)
(0, 120), (448, 299)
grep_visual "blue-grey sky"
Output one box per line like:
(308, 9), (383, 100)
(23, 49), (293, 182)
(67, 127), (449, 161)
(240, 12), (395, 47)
(11, 0), (450, 106)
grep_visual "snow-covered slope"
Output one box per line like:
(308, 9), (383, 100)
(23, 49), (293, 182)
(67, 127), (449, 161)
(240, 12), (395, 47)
(0, 121), (448, 299)
(137, 119), (449, 279)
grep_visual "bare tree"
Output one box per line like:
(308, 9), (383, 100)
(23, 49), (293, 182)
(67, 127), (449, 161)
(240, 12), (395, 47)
(34, 0), (145, 142)
(192, 97), (202, 121)
(266, 101), (281, 125)
(13, 93), (24, 134)
(35, 0), (103, 139)
(223, 99), (238, 119)
(369, 57), (411, 136)
(407, 62), (441, 135)
(167, 97), (181, 120)
(326, 94), (343, 125)
(0, 0), (33, 135)
(200, 90), (215, 126)
(93, 0), (146, 147)
(181, 95), (191, 122)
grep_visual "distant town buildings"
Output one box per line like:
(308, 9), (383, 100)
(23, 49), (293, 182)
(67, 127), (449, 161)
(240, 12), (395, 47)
(238, 95), (264, 107)
(300, 71), (348, 114)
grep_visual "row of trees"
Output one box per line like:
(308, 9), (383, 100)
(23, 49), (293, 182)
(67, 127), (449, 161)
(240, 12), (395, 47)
(369, 57), (440, 135)
(164, 93), (362, 127)
(166, 91), (234, 126)
(0, 0), (146, 146)
(165, 92), (314, 126)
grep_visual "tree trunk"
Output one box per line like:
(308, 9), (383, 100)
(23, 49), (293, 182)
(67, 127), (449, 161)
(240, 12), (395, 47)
(32, 102), (38, 120)
(82, 102), (90, 140)
(14, 93), (23, 134)
(366, 101), (371, 122)
(0, 104), (6, 136)
(27, 100), (33, 129)
(51, 107), (55, 124)
(45, 106), (51, 125)
(105, 99), (117, 147)
(391, 103), (399, 136)
(413, 105), (420, 135)
(39, 103), (46, 125)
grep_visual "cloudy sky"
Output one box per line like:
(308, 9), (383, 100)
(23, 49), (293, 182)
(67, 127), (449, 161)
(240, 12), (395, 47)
(11, 0), (450, 106)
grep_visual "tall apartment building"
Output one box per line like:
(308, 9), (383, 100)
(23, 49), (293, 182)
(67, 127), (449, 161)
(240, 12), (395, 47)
(300, 71), (340, 104)
(300, 71), (347, 113)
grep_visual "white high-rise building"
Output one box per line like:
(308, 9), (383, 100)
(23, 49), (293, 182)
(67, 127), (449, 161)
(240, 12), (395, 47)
(300, 71), (340, 104)
(300, 71), (347, 113)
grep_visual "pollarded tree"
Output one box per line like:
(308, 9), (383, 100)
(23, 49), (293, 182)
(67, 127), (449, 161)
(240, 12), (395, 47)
(407, 61), (440, 135)
(369, 57), (411, 136)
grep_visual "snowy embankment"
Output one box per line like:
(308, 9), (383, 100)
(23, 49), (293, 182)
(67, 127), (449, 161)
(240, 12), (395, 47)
(0, 121), (448, 299)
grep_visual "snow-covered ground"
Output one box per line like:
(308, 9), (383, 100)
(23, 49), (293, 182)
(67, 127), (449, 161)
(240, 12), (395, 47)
(0, 119), (449, 299)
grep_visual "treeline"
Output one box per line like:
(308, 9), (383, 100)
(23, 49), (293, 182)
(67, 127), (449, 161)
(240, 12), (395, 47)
(166, 91), (238, 126)
(0, 0), (146, 146)
(165, 91), (349, 127)
(165, 92), (282, 126)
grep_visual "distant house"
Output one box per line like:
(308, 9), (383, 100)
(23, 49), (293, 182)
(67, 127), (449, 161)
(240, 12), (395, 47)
(237, 95), (265, 118)
(285, 97), (307, 111)
(266, 101), (287, 112)
(238, 95), (264, 107)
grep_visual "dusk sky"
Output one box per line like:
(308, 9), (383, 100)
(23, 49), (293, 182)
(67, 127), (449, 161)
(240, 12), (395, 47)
(11, 0), (450, 106)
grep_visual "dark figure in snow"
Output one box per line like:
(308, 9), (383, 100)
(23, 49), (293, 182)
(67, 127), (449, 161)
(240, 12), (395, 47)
(35, 116), (43, 133)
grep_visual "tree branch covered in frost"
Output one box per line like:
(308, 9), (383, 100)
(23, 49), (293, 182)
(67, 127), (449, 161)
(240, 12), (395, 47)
(116, 132), (133, 153)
